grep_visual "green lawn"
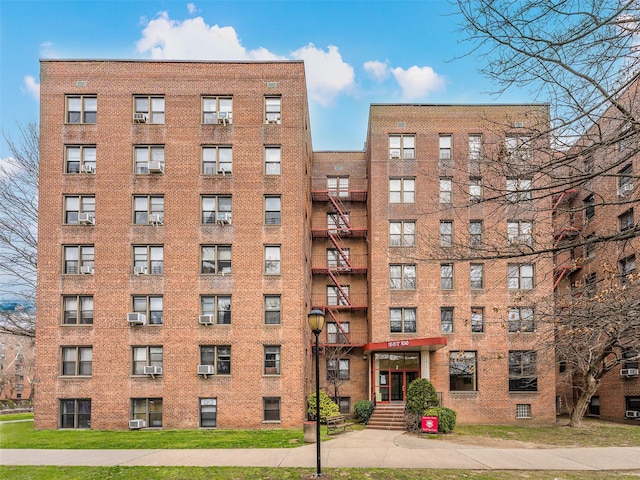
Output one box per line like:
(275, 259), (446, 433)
(1, 466), (639, 480)
(0, 412), (33, 422)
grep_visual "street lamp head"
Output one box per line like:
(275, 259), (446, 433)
(307, 308), (325, 335)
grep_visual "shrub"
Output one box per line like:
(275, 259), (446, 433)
(424, 406), (457, 433)
(307, 391), (340, 423)
(354, 400), (374, 424)
(405, 378), (439, 415)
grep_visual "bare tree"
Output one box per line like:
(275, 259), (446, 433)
(435, 0), (640, 426)
(0, 122), (38, 337)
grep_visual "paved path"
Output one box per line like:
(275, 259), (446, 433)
(2, 429), (640, 470)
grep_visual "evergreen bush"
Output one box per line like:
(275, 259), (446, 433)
(307, 391), (340, 423)
(424, 406), (457, 433)
(353, 399), (374, 424)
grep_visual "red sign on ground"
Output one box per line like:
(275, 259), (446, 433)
(421, 416), (438, 433)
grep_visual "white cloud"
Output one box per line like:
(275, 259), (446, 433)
(0, 157), (20, 179)
(187, 3), (197, 14)
(39, 41), (58, 58)
(136, 13), (354, 106)
(391, 66), (445, 101)
(363, 60), (390, 81)
(290, 44), (355, 106)
(21, 75), (40, 101)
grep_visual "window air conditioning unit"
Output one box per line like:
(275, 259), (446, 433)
(217, 213), (232, 225)
(81, 164), (95, 174)
(625, 410), (640, 418)
(133, 113), (147, 124)
(143, 365), (163, 376)
(78, 213), (95, 225)
(148, 161), (164, 174)
(198, 364), (215, 376)
(217, 111), (229, 124)
(390, 153), (401, 159)
(217, 168), (229, 176)
(129, 419), (146, 429)
(149, 214), (164, 225)
(621, 368), (639, 377)
(513, 121), (524, 128)
(127, 312), (146, 325)
(80, 266), (94, 275)
(266, 113), (280, 124)
(619, 184), (633, 194)
(133, 266), (147, 275)
(199, 314), (214, 325)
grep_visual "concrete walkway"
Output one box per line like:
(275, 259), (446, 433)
(2, 429), (640, 470)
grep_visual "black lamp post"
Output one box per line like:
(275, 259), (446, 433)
(308, 308), (325, 478)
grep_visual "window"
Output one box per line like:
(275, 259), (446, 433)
(60, 399), (91, 429)
(622, 351), (639, 370)
(202, 196), (232, 224)
(440, 221), (453, 247)
(509, 350), (537, 391)
(440, 307), (454, 333)
(327, 322), (350, 344)
(584, 272), (597, 298)
(327, 177), (350, 199)
(327, 285), (349, 306)
(65, 145), (96, 173)
(264, 295), (281, 325)
(337, 397), (351, 414)
(516, 404), (532, 419)
(64, 196), (95, 225)
(469, 177), (482, 202)
(201, 295), (231, 324)
(133, 296), (163, 325)
(619, 209), (634, 232)
(587, 396), (600, 416)
(440, 263), (453, 289)
(265, 196), (281, 225)
(506, 178), (532, 202)
(389, 220), (416, 246)
(470, 264), (484, 289)
(449, 351), (477, 391)
(265, 96), (281, 123)
(200, 345), (231, 374)
(439, 134), (452, 160)
(202, 146), (232, 174)
(61, 346), (92, 376)
(389, 178), (415, 203)
(133, 195), (164, 225)
(64, 245), (94, 274)
(134, 96), (165, 124)
(619, 255), (636, 284)
(132, 398), (162, 427)
(508, 307), (534, 332)
(202, 96), (232, 124)
(584, 154), (594, 173)
(134, 145), (164, 174)
(327, 358), (350, 381)
(265, 146), (281, 175)
(390, 307), (416, 333)
(389, 134), (415, 159)
(201, 245), (232, 274)
(263, 397), (280, 422)
(328, 212), (350, 233)
(468, 134), (482, 160)
(133, 245), (164, 274)
(66, 95), (97, 124)
(471, 307), (484, 333)
(584, 194), (595, 222)
(470, 220), (483, 247)
(627, 396), (640, 415)
(507, 220), (533, 246)
(439, 178), (452, 203)
(585, 234), (596, 259)
(618, 164), (633, 196)
(63, 295), (93, 325)
(265, 245), (281, 275)
(200, 398), (217, 428)
(327, 248), (349, 268)
(264, 346), (281, 375)
(132, 346), (163, 375)
(506, 135), (531, 159)
(389, 264), (416, 289)
(508, 264), (534, 289)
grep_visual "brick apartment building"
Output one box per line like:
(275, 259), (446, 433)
(36, 59), (558, 430)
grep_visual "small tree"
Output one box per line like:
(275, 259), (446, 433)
(307, 390), (340, 423)
(405, 378), (440, 432)
(353, 399), (374, 424)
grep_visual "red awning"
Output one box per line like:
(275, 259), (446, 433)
(363, 337), (447, 353)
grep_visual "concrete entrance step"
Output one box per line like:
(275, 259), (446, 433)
(366, 403), (405, 431)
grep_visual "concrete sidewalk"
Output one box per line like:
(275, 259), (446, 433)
(2, 429), (640, 470)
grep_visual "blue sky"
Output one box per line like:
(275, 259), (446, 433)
(0, 0), (532, 159)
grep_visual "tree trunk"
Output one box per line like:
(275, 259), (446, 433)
(569, 375), (600, 427)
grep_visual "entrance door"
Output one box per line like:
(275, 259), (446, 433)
(391, 372), (404, 401)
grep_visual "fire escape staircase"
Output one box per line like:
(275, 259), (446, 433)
(552, 190), (583, 290)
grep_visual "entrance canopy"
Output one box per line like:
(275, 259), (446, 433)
(363, 337), (447, 353)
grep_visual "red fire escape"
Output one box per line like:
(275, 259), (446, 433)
(311, 187), (367, 346)
(552, 189), (583, 290)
